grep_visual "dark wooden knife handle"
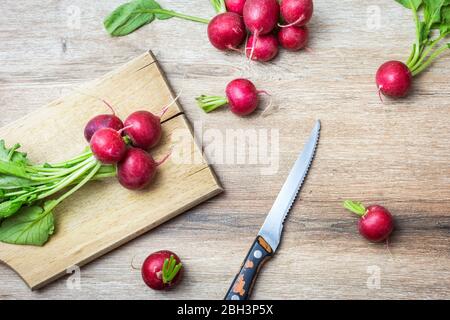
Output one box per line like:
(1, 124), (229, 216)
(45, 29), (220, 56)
(224, 236), (273, 300)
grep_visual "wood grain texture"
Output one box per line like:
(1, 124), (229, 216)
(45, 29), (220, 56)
(0, 0), (450, 299)
(0, 52), (222, 290)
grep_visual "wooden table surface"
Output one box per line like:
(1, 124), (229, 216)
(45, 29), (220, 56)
(1, 0), (450, 300)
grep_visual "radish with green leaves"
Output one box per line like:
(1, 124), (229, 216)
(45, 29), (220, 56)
(343, 200), (394, 243)
(376, 1), (450, 98)
(0, 101), (171, 246)
(141, 250), (183, 290)
(196, 78), (268, 116)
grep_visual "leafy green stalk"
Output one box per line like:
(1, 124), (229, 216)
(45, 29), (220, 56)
(195, 95), (229, 113)
(0, 163), (102, 246)
(0, 140), (115, 246)
(412, 43), (450, 75)
(136, 9), (210, 24)
(210, 0), (227, 13)
(342, 200), (367, 217)
(396, 0), (450, 75)
(162, 255), (183, 284)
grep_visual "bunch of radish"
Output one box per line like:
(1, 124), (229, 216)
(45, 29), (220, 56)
(86, 102), (170, 190)
(375, 1), (450, 100)
(208, 0), (314, 62)
(0, 98), (173, 246)
(105, 0), (313, 63)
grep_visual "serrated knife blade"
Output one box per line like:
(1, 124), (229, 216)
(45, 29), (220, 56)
(258, 119), (321, 252)
(225, 120), (320, 300)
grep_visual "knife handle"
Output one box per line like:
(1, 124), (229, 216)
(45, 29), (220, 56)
(224, 236), (273, 300)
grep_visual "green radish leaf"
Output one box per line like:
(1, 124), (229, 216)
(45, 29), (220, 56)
(0, 204), (55, 246)
(210, 0), (227, 13)
(395, 0), (423, 10)
(0, 160), (29, 179)
(0, 174), (34, 189)
(0, 140), (31, 179)
(440, 23), (450, 34)
(155, 10), (174, 20)
(0, 140), (29, 165)
(104, 0), (164, 37)
(0, 199), (25, 218)
(423, 0), (447, 26)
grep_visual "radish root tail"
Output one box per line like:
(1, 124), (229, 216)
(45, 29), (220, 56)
(258, 90), (275, 117)
(156, 148), (172, 166)
(377, 86), (385, 104)
(159, 74), (186, 118)
(118, 125), (133, 135)
(247, 30), (259, 64)
(278, 15), (306, 28)
(130, 254), (140, 270)
(72, 87), (118, 115)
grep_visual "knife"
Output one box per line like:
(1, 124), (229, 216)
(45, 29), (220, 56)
(224, 120), (321, 300)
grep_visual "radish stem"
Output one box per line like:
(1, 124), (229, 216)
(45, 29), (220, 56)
(137, 9), (210, 24)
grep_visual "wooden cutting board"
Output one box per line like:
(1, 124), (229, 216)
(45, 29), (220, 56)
(0, 51), (222, 290)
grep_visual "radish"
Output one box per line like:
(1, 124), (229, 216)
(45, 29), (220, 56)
(90, 127), (127, 164)
(245, 33), (279, 62)
(278, 25), (308, 51)
(196, 78), (267, 116)
(117, 147), (166, 190)
(207, 12), (246, 51)
(243, 0), (280, 35)
(225, 0), (247, 15)
(376, 61), (412, 98)
(84, 114), (123, 142)
(279, 0), (313, 27)
(375, 2), (450, 99)
(124, 111), (162, 150)
(141, 250), (183, 290)
(343, 200), (394, 243)
(83, 100), (123, 142)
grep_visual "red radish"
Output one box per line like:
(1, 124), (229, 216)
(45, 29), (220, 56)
(278, 25), (308, 51)
(84, 100), (124, 142)
(207, 12), (246, 51)
(90, 127), (127, 164)
(343, 200), (394, 243)
(124, 111), (162, 150)
(117, 147), (161, 190)
(376, 61), (412, 98)
(196, 78), (266, 116)
(279, 0), (313, 27)
(245, 33), (279, 62)
(225, 0), (247, 15)
(243, 0), (280, 35)
(141, 250), (183, 290)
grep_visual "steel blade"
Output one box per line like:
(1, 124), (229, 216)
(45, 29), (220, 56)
(258, 120), (320, 252)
